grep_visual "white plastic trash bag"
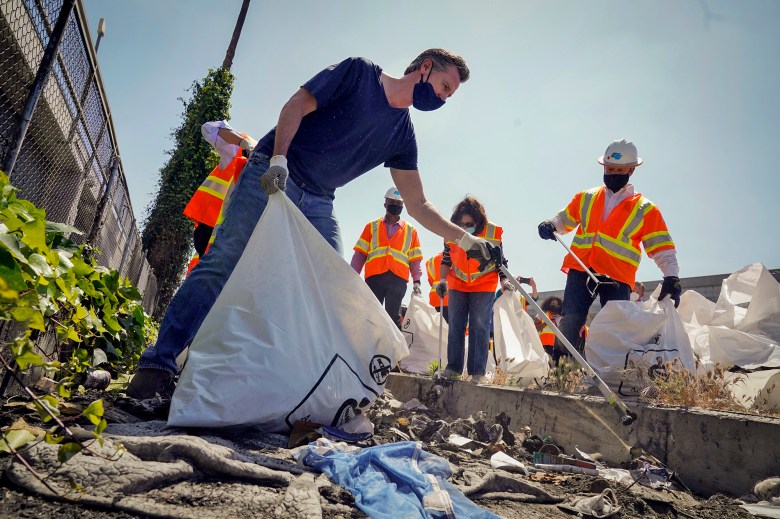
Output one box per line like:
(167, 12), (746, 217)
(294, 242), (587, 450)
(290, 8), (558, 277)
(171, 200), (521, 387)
(168, 193), (409, 432)
(585, 298), (696, 396)
(399, 294), (448, 374)
(679, 263), (780, 371)
(492, 292), (549, 385)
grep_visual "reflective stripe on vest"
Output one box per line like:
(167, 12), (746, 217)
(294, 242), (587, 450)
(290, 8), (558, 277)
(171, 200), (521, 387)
(426, 253), (448, 307)
(185, 253), (199, 277)
(449, 223), (502, 285)
(447, 223), (503, 292)
(560, 186), (675, 286)
(539, 311), (556, 346)
(361, 218), (421, 280)
(182, 150), (247, 227)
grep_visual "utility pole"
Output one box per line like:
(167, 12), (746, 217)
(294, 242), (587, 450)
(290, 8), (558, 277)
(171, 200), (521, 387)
(222, 0), (251, 71)
(94, 18), (106, 53)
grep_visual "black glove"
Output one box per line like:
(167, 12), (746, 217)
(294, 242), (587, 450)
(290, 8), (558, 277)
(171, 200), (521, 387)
(538, 220), (556, 240)
(435, 280), (448, 298)
(659, 276), (681, 308)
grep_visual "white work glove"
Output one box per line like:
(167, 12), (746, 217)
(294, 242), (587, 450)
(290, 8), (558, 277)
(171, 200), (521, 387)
(502, 279), (514, 292)
(260, 155), (288, 194)
(239, 136), (257, 153)
(456, 232), (490, 259)
(412, 281), (422, 296)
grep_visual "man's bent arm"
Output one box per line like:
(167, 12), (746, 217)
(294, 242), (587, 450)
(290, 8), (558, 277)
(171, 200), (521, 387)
(273, 88), (318, 157)
(391, 168), (463, 243)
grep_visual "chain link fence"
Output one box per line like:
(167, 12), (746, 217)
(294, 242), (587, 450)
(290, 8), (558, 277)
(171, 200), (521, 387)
(0, 0), (158, 312)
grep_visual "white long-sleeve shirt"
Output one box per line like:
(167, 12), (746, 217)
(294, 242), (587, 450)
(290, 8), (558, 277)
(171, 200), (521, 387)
(551, 184), (679, 278)
(201, 120), (241, 170)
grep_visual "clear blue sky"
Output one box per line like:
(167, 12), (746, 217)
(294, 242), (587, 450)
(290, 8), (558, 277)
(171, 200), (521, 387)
(83, 0), (779, 294)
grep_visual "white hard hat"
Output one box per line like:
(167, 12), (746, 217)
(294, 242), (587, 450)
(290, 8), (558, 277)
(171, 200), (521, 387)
(598, 139), (643, 167)
(385, 187), (403, 201)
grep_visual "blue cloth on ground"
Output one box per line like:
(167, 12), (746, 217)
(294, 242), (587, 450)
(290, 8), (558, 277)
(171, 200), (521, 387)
(298, 439), (500, 518)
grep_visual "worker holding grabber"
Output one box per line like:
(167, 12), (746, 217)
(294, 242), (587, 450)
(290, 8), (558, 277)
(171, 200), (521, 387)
(537, 139), (681, 356)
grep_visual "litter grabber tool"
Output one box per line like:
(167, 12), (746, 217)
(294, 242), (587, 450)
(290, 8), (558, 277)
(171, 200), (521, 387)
(553, 232), (617, 298)
(435, 295), (445, 379)
(467, 245), (638, 426)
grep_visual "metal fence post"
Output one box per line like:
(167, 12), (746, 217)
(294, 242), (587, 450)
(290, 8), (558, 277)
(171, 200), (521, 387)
(86, 154), (119, 245)
(2, 0), (77, 177)
(118, 218), (136, 275)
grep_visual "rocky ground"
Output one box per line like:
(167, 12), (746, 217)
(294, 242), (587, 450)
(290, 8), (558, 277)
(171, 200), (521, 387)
(0, 385), (762, 519)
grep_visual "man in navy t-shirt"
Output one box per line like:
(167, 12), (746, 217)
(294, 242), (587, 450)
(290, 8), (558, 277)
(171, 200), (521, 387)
(128, 48), (495, 399)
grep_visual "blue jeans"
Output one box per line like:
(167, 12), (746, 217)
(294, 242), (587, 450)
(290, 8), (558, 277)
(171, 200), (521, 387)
(446, 289), (494, 377)
(139, 153), (343, 374)
(559, 269), (631, 357)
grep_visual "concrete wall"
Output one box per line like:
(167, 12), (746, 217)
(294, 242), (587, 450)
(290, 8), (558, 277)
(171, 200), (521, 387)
(386, 373), (780, 497)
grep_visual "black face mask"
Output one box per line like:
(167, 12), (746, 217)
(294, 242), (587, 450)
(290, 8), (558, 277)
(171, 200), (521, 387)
(603, 174), (629, 193)
(386, 204), (403, 216)
(549, 305), (560, 313)
(412, 69), (445, 112)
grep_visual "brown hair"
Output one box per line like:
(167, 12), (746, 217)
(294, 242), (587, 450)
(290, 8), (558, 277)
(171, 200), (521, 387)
(405, 48), (470, 82)
(450, 195), (487, 235)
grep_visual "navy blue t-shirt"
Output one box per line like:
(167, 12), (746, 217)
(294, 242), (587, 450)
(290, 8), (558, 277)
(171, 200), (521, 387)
(257, 58), (417, 198)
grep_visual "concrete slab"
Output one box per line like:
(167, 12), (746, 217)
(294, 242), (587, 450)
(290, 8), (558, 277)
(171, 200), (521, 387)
(387, 373), (780, 497)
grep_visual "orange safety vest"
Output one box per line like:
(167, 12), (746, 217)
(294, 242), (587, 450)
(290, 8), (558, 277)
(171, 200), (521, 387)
(183, 149), (247, 228)
(556, 186), (675, 287)
(446, 222), (503, 293)
(426, 253), (448, 308)
(354, 218), (422, 281)
(539, 311), (558, 347)
(185, 253), (199, 277)
(183, 150), (248, 276)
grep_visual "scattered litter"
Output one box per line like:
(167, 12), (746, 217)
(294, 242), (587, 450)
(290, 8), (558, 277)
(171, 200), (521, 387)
(459, 472), (562, 503)
(533, 451), (598, 475)
(557, 488), (621, 518)
(401, 398), (428, 411)
(298, 439), (500, 518)
(318, 426), (372, 444)
(490, 451), (530, 476)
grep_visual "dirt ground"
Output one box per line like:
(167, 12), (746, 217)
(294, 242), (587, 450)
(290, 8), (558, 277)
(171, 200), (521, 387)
(0, 388), (756, 519)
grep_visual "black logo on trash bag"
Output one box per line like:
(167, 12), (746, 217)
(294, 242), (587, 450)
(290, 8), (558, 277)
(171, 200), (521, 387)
(332, 399), (358, 427)
(403, 318), (411, 329)
(369, 355), (392, 385)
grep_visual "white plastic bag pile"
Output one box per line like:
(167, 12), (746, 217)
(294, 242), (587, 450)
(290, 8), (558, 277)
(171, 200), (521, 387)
(399, 292), (548, 385)
(586, 263), (780, 411)
(168, 193), (409, 432)
(679, 263), (780, 411)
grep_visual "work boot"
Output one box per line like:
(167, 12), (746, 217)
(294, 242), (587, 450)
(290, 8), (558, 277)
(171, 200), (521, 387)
(440, 368), (458, 380)
(126, 368), (175, 400)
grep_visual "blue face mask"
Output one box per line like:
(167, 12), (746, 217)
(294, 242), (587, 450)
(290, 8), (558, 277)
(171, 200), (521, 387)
(464, 226), (476, 234)
(413, 69), (445, 111)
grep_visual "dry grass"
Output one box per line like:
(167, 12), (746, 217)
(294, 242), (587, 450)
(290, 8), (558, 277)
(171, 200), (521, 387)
(633, 361), (778, 416)
(544, 358), (585, 393)
(647, 363), (749, 412)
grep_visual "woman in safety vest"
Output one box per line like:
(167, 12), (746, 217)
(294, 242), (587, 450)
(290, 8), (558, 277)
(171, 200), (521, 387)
(436, 196), (510, 384)
(183, 120), (256, 275)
